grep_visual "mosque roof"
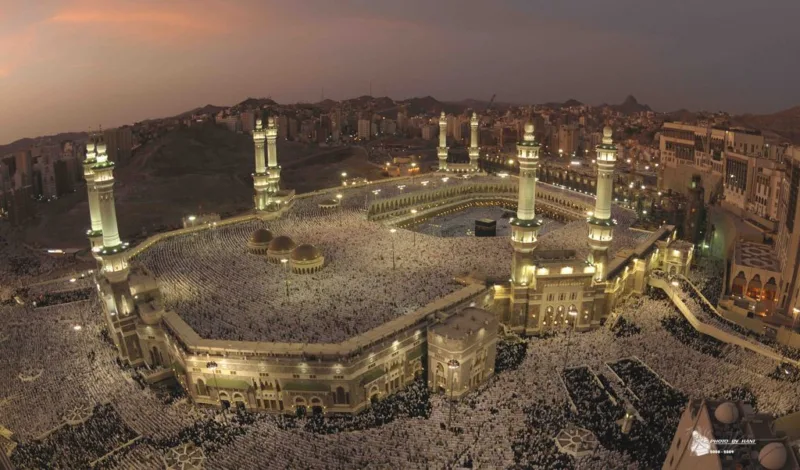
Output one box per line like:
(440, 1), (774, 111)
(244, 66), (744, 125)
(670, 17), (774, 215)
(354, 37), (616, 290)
(291, 244), (322, 262)
(249, 228), (274, 245)
(268, 235), (296, 253)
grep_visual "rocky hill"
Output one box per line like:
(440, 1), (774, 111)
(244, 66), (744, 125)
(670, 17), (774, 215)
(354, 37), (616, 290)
(611, 95), (651, 115)
(733, 105), (800, 144)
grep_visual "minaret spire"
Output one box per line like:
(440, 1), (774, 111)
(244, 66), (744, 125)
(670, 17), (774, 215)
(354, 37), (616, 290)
(437, 111), (448, 171)
(83, 130), (103, 250)
(252, 118), (269, 210)
(509, 120), (542, 286)
(469, 112), (480, 171)
(92, 133), (129, 282)
(587, 126), (617, 281)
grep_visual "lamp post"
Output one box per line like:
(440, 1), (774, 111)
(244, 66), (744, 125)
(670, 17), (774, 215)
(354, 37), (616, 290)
(410, 209), (418, 246)
(206, 361), (228, 424)
(447, 359), (460, 431)
(336, 193), (343, 212)
(411, 162), (417, 185)
(281, 258), (289, 300)
(389, 228), (397, 270)
(341, 172), (347, 186)
(562, 308), (578, 371)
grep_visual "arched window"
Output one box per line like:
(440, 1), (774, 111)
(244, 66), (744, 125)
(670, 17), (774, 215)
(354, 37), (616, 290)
(197, 379), (207, 396)
(746, 274), (762, 299)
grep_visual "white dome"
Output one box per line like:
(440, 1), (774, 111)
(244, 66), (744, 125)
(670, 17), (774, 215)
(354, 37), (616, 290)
(713, 402), (739, 424)
(603, 126), (613, 138)
(524, 122), (534, 134)
(758, 442), (787, 470)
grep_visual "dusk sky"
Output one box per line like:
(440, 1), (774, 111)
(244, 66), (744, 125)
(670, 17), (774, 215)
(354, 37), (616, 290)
(2, 0), (799, 145)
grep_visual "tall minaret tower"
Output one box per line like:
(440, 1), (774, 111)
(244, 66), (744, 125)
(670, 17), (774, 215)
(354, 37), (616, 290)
(469, 112), (480, 171)
(252, 118), (269, 210)
(265, 117), (282, 202)
(437, 111), (448, 171)
(587, 127), (617, 281)
(510, 121), (542, 286)
(92, 135), (129, 282)
(83, 132), (103, 251)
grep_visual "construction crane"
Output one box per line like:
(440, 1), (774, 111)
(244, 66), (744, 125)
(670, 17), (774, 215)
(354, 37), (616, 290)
(486, 94), (496, 111)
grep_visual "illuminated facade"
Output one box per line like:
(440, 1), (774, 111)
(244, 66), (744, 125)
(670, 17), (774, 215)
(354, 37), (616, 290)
(82, 133), (103, 250)
(437, 111), (448, 171)
(587, 127), (617, 281)
(469, 112), (480, 171)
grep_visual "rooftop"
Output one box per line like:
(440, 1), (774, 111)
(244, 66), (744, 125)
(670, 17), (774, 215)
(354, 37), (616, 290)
(734, 240), (781, 272)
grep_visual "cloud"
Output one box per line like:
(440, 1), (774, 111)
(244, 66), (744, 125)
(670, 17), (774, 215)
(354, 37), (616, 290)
(46, 1), (237, 41)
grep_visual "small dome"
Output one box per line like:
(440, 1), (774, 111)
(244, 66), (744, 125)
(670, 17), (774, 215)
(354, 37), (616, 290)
(250, 228), (274, 245)
(268, 235), (296, 253)
(603, 126), (613, 138)
(292, 244), (321, 262)
(713, 402), (739, 424)
(268, 117), (275, 127)
(440, 111), (446, 118)
(758, 443), (787, 470)
(525, 122), (534, 134)
(256, 118), (263, 128)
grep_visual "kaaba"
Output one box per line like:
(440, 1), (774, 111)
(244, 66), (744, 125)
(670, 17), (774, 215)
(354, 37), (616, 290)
(475, 218), (497, 237)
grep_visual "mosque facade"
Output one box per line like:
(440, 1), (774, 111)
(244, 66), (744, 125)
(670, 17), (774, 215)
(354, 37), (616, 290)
(82, 118), (693, 415)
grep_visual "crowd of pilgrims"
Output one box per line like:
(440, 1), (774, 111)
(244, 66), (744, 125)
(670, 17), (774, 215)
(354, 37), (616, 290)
(5, 176), (800, 468)
(133, 184), (642, 345)
(1, 267), (799, 468)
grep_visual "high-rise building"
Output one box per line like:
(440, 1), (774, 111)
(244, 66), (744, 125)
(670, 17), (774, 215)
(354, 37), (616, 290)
(557, 124), (579, 157)
(357, 119), (371, 140)
(104, 127), (133, 164)
(240, 111), (256, 134)
(776, 146), (800, 313)
(277, 115), (288, 140)
(216, 115), (241, 133)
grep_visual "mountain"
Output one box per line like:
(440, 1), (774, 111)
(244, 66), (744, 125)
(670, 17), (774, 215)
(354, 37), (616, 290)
(233, 97), (278, 110)
(172, 104), (227, 119)
(542, 98), (584, 109)
(733, 105), (800, 144)
(612, 95), (651, 115)
(0, 131), (87, 155)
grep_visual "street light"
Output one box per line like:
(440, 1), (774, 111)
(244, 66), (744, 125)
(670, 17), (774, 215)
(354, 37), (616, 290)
(447, 359), (460, 430)
(281, 258), (289, 299)
(389, 228), (397, 270)
(562, 308), (578, 371)
(411, 162), (418, 185)
(336, 193), (343, 211)
(341, 172), (347, 186)
(410, 209), (418, 246)
(206, 361), (228, 424)
(507, 158), (515, 166)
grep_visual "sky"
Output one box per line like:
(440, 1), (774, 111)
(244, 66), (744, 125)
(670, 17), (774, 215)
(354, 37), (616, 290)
(1, 0), (799, 145)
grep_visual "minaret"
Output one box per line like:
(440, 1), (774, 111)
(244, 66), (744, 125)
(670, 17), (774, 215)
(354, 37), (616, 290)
(469, 112), (480, 171)
(510, 121), (542, 286)
(587, 127), (617, 281)
(437, 111), (448, 171)
(265, 117), (282, 205)
(92, 135), (129, 282)
(252, 118), (269, 210)
(82, 132), (103, 250)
